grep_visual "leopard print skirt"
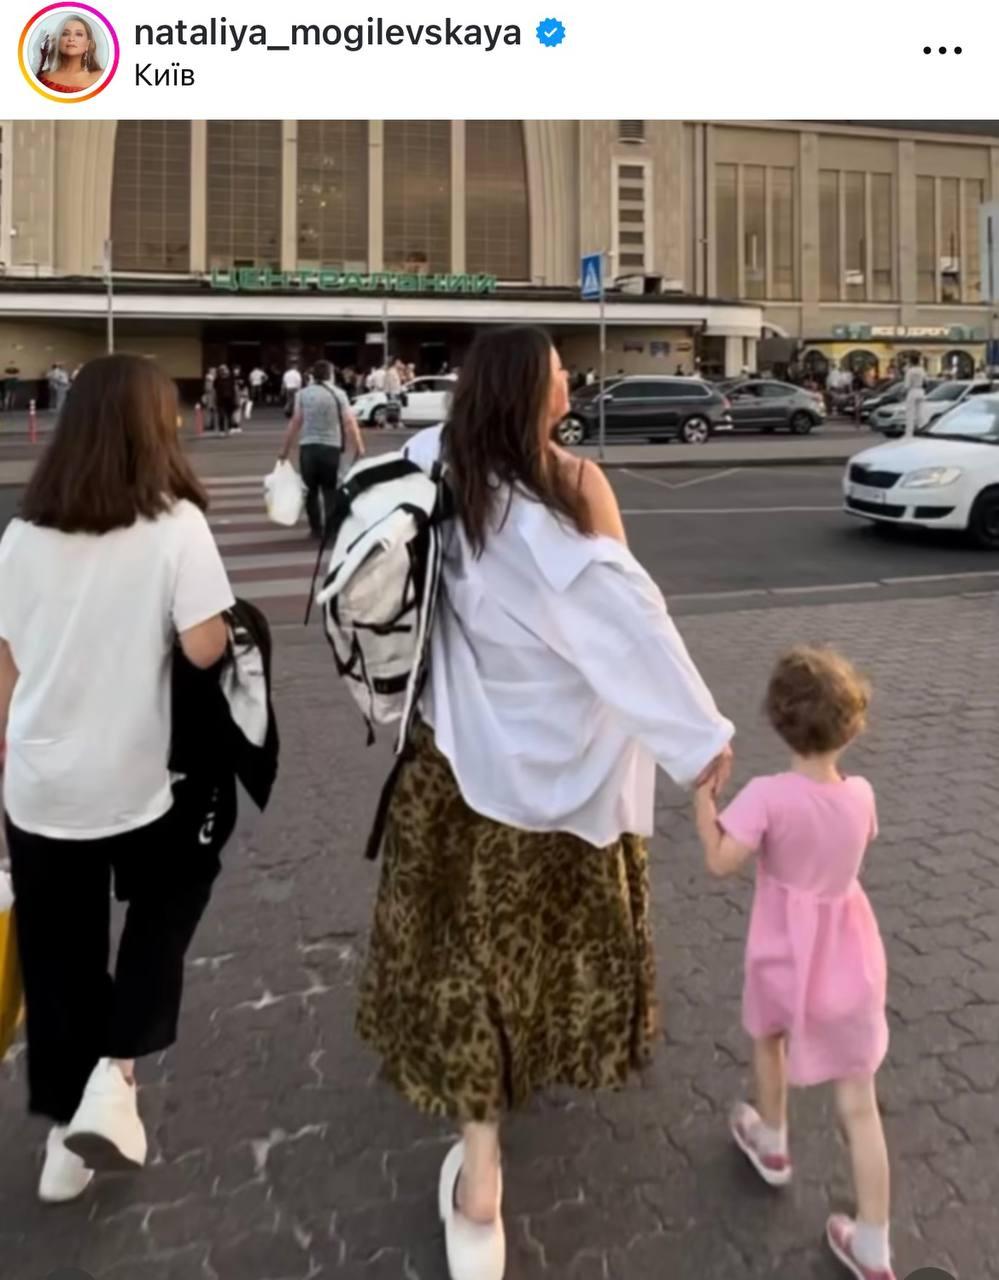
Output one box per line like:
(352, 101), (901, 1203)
(356, 720), (659, 1122)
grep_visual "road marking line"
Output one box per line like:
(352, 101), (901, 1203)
(670, 588), (770, 602)
(214, 530), (305, 547)
(771, 582), (879, 596)
(209, 513), (277, 526)
(620, 506), (841, 515)
(668, 468), (744, 491)
(619, 468), (678, 490)
(210, 498), (266, 511)
(881, 570), (999, 585)
(620, 467), (742, 491)
(223, 551), (318, 572)
(224, 578), (312, 600)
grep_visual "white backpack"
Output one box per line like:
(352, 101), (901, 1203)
(311, 452), (452, 754)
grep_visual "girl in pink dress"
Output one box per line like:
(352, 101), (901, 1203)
(695, 647), (894, 1280)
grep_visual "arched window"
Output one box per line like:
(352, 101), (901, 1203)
(111, 121), (191, 272)
(207, 121), (282, 269)
(383, 122), (451, 274)
(844, 348), (880, 377)
(466, 121), (529, 281)
(297, 122), (369, 270)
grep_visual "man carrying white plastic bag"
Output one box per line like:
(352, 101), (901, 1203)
(275, 359), (366, 539)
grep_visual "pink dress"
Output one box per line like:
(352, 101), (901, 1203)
(720, 773), (888, 1086)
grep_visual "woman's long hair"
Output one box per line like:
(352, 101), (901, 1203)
(48, 15), (104, 73)
(444, 326), (593, 554)
(22, 354), (207, 534)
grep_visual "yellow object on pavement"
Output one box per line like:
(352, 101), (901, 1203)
(0, 872), (24, 1059)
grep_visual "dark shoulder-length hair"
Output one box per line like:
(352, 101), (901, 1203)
(21, 354), (207, 534)
(444, 326), (593, 554)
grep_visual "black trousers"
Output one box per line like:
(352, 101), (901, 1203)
(300, 444), (342, 536)
(6, 785), (223, 1124)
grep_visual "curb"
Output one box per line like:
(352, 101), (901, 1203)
(595, 454), (849, 471)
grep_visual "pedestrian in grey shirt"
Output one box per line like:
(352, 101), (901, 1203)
(278, 360), (365, 538)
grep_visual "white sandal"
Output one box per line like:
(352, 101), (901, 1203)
(438, 1140), (505, 1280)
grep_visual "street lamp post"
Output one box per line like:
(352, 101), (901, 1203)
(597, 249), (616, 462)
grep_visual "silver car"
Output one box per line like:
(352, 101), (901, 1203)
(872, 379), (998, 437)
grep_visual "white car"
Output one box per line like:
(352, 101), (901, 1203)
(351, 375), (457, 428)
(844, 393), (999, 548)
(870, 379), (997, 437)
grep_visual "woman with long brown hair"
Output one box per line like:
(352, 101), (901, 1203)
(0, 355), (234, 1203)
(356, 326), (734, 1280)
(36, 14), (104, 94)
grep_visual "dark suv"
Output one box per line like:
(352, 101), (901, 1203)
(557, 377), (734, 446)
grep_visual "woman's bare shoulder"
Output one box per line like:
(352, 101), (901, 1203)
(550, 449), (626, 544)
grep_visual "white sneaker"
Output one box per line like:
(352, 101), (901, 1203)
(38, 1126), (94, 1203)
(438, 1140), (505, 1280)
(64, 1060), (147, 1171)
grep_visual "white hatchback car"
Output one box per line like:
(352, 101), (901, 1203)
(351, 375), (457, 428)
(844, 394), (999, 548)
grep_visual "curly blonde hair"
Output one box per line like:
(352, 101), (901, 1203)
(765, 646), (870, 755)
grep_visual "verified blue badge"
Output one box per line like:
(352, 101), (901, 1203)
(536, 17), (566, 46)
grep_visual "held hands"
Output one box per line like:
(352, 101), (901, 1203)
(695, 743), (733, 799)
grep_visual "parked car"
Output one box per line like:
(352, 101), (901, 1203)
(843, 393), (999, 547)
(351, 374), (457, 427)
(870, 379), (998, 437)
(718, 379), (825, 433)
(556, 376), (733, 446)
(858, 378), (942, 423)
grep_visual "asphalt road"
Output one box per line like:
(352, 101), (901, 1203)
(5, 464), (996, 619)
(609, 466), (999, 609)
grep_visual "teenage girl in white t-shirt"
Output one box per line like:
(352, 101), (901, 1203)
(0, 354), (235, 1204)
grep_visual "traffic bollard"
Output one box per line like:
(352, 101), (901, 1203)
(194, 403), (204, 435)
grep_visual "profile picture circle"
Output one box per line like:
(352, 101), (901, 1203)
(19, 4), (119, 103)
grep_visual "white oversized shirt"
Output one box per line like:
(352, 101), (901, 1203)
(0, 501), (235, 840)
(405, 428), (734, 846)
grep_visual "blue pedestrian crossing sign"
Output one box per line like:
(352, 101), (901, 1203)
(581, 252), (603, 301)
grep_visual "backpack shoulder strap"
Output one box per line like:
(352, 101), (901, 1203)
(319, 382), (345, 437)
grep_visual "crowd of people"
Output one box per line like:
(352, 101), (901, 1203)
(0, 330), (938, 1280)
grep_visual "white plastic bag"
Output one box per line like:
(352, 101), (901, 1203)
(264, 460), (305, 527)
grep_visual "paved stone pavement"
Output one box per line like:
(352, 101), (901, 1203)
(2, 593), (998, 1280)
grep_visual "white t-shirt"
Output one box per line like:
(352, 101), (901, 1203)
(249, 368), (267, 388)
(282, 368), (303, 392)
(0, 501), (235, 840)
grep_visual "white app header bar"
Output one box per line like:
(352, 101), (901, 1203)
(1, 0), (994, 118)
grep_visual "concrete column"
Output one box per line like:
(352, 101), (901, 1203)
(744, 337), (757, 372)
(705, 124), (717, 295)
(799, 132), (821, 334)
(190, 121), (207, 273)
(898, 140), (918, 321)
(280, 121), (297, 272)
(0, 124), (10, 267)
(368, 121), (384, 271)
(451, 120), (466, 274)
(525, 120), (577, 286)
(10, 122), (55, 274)
(991, 146), (999, 202)
(53, 121), (115, 275)
(724, 335), (742, 375)
(692, 124), (706, 295)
